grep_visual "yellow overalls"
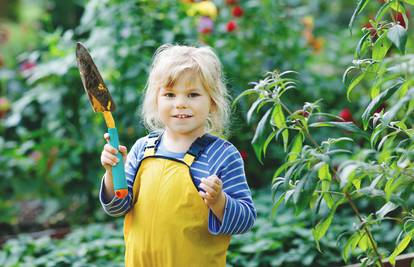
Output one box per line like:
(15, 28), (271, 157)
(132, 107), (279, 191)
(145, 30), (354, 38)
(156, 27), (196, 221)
(124, 132), (231, 266)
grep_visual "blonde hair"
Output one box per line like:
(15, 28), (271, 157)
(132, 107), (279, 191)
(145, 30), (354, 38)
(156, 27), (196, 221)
(141, 44), (231, 137)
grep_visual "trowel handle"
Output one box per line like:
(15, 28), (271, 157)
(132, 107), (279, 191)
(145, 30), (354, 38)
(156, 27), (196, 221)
(108, 128), (128, 199)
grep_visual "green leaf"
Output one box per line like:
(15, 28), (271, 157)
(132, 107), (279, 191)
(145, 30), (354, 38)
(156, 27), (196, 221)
(232, 88), (258, 108)
(271, 104), (289, 151)
(355, 31), (371, 58)
(251, 108), (272, 164)
(361, 81), (403, 130)
(288, 133), (303, 162)
(271, 192), (286, 219)
(247, 98), (265, 124)
(263, 131), (277, 156)
(317, 163), (331, 181)
(403, 0), (414, 5)
(309, 121), (368, 139)
(312, 204), (337, 250)
(375, 1), (392, 21)
(358, 233), (369, 252)
(339, 164), (358, 188)
(346, 72), (366, 101)
(373, 34), (392, 61)
(390, 1), (407, 12)
(389, 230), (414, 266)
(383, 89), (414, 125)
(349, 0), (371, 34)
(376, 202), (399, 219)
(387, 24), (407, 53)
(342, 232), (360, 262)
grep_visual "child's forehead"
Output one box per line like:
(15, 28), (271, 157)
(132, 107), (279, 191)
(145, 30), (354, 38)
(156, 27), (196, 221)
(164, 70), (203, 89)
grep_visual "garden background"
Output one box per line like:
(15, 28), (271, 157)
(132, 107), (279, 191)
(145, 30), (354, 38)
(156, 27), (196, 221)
(0, 0), (413, 266)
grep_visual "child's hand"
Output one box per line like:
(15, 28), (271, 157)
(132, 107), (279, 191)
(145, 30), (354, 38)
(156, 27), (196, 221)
(198, 175), (226, 209)
(100, 133), (127, 172)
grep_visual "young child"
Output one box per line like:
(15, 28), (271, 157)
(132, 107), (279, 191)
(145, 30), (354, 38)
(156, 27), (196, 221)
(99, 44), (256, 266)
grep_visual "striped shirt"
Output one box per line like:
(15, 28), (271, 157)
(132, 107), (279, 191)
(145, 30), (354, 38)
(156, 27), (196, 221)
(99, 133), (256, 235)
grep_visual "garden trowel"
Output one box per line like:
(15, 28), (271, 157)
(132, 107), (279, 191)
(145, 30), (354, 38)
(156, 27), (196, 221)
(75, 42), (128, 199)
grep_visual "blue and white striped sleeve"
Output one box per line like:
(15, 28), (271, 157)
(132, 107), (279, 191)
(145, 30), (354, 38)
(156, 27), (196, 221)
(208, 142), (256, 235)
(99, 136), (146, 217)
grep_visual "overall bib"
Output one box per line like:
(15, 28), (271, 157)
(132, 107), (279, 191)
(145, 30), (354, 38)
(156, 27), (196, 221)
(124, 132), (231, 267)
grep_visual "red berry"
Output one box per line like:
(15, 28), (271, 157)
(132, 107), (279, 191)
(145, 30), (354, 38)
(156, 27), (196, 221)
(226, 20), (237, 32)
(240, 150), (248, 161)
(232, 6), (244, 17)
(339, 108), (353, 122)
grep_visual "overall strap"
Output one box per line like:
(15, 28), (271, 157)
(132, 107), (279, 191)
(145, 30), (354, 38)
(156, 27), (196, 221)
(143, 131), (163, 157)
(183, 134), (216, 166)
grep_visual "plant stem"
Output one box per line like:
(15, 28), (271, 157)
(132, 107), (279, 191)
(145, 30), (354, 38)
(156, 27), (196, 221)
(344, 192), (385, 267)
(293, 116), (385, 266)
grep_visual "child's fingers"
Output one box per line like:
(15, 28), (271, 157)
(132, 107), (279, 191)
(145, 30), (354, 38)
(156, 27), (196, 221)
(199, 183), (217, 199)
(101, 154), (119, 166)
(201, 177), (221, 192)
(199, 191), (213, 201)
(118, 145), (128, 162)
(104, 133), (110, 143)
(104, 143), (118, 154)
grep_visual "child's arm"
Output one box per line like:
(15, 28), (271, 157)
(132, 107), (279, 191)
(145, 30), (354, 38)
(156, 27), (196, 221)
(99, 136), (145, 217)
(204, 142), (257, 235)
(199, 176), (226, 221)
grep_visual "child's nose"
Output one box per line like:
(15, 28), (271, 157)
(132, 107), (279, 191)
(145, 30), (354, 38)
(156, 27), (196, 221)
(175, 95), (188, 108)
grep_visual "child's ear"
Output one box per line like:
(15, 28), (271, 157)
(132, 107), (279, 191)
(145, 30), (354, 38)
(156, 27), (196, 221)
(210, 101), (217, 113)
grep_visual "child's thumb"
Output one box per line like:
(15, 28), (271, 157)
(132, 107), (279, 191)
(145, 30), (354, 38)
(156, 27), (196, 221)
(119, 145), (127, 157)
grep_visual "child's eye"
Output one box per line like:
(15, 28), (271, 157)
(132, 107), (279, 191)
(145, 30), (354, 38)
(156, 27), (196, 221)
(164, 93), (175, 98)
(188, 93), (200, 98)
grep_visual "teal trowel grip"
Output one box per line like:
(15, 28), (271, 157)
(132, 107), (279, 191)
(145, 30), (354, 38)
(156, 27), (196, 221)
(108, 127), (128, 199)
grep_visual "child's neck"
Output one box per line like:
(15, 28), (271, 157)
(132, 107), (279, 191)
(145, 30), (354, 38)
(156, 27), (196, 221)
(163, 129), (205, 153)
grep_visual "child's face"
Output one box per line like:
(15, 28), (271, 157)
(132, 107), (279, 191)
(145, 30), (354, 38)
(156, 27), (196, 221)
(157, 71), (213, 138)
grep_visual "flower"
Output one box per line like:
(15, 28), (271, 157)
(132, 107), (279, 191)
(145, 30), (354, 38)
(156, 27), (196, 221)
(198, 16), (214, 34)
(232, 6), (244, 17)
(187, 1), (218, 19)
(226, 20), (237, 32)
(339, 108), (353, 122)
(19, 60), (36, 73)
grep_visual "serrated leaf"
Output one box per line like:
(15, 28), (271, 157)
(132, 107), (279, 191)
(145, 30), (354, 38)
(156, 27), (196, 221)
(387, 24), (407, 53)
(361, 81), (403, 130)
